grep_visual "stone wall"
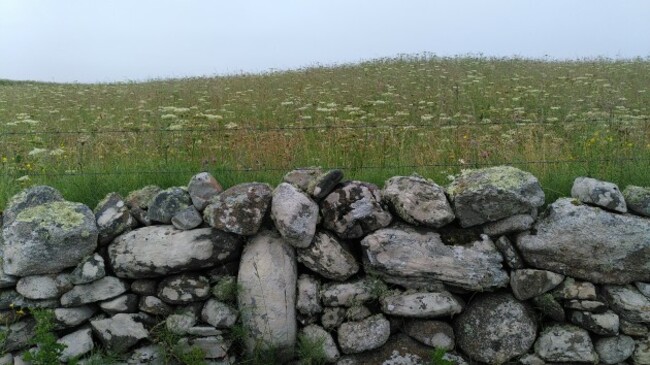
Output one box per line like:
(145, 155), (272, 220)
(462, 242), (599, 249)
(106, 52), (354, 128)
(0, 166), (649, 364)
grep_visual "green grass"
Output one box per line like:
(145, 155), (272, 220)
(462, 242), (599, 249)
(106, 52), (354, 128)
(1, 55), (649, 208)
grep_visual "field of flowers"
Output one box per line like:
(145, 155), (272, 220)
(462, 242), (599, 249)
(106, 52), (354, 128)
(1, 55), (649, 208)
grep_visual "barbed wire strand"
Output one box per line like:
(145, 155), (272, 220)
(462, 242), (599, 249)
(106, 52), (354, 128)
(2, 157), (648, 178)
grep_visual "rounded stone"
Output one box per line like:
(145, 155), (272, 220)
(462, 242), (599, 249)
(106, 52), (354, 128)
(454, 293), (537, 364)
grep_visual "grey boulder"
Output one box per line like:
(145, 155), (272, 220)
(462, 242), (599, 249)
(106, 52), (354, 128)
(2, 200), (98, 276)
(296, 230), (359, 281)
(338, 314), (390, 354)
(320, 181), (392, 239)
(60, 276), (128, 307)
(125, 185), (161, 210)
(483, 213), (535, 236)
(99, 294), (139, 314)
(69, 253), (106, 285)
(58, 327), (94, 362)
(16, 274), (72, 300)
(271, 182), (319, 248)
(551, 277), (597, 300)
(187, 172), (223, 211)
(510, 269), (565, 301)
(380, 291), (463, 318)
(108, 226), (242, 278)
(138, 296), (172, 317)
(402, 320), (455, 350)
(53, 306), (97, 329)
(203, 182), (273, 236)
(570, 310), (620, 335)
(602, 285), (650, 323)
(494, 235), (525, 269)
(362, 227), (509, 291)
(171, 206), (203, 230)
(90, 313), (149, 353)
(595, 335), (635, 364)
(157, 273), (210, 304)
(147, 187), (192, 224)
(624, 185), (650, 217)
(296, 274), (322, 317)
(300, 324), (340, 363)
(447, 166), (544, 227)
(201, 298), (238, 328)
(320, 278), (376, 307)
(237, 230), (297, 361)
(517, 198), (650, 284)
(1, 185), (63, 227)
(572, 176), (627, 213)
(454, 293), (537, 364)
(382, 175), (455, 228)
(534, 324), (598, 363)
(94, 192), (133, 245)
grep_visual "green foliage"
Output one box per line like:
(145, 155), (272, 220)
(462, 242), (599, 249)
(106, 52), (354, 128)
(211, 275), (240, 304)
(296, 334), (327, 365)
(150, 322), (207, 365)
(22, 309), (67, 365)
(68, 349), (121, 365)
(429, 348), (454, 365)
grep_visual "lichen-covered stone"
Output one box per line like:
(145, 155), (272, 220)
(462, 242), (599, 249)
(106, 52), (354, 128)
(157, 273), (210, 304)
(551, 277), (597, 300)
(53, 306), (97, 329)
(483, 213), (535, 236)
(321, 307), (346, 331)
(296, 274), (322, 317)
(510, 269), (565, 301)
(320, 181), (392, 239)
(2, 200), (98, 276)
(125, 185), (161, 209)
(2, 185), (64, 227)
(201, 298), (238, 329)
(307, 169), (344, 200)
(166, 312), (197, 335)
(624, 185), (650, 217)
(402, 320), (455, 350)
(94, 192), (133, 244)
(320, 278), (376, 307)
(203, 182), (273, 236)
(237, 230), (297, 361)
(60, 276), (128, 307)
(138, 295), (172, 316)
(108, 226), (243, 279)
(16, 273), (71, 300)
(534, 324), (598, 363)
(90, 313), (149, 353)
(382, 175), (455, 228)
(620, 318), (649, 337)
(362, 226), (509, 291)
(58, 327), (94, 362)
(564, 299), (608, 313)
(517, 198), (650, 284)
(494, 235), (525, 269)
(301, 324), (340, 363)
(99, 294), (139, 315)
(380, 291), (463, 318)
(296, 230), (359, 281)
(338, 314), (391, 354)
(3, 318), (35, 352)
(595, 335), (635, 364)
(130, 279), (157, 296)
(447, 166), (545, 227)
(454, 293), (537, 364)
(271, 182), (319, 248)
(570, 310), (620, 335)
(572, 176), (627, 213)
(283, 167), (322, 192)
(187, 172), (223, 211)
(602, 285), (650, 323)
(634, 337), (650, 365)
(147, 187), (191, 224)
(69, 253), (106, 285)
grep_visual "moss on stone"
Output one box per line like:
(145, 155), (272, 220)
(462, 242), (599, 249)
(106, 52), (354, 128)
(448, 166), (534, 196)
(15, 201), (86, 230)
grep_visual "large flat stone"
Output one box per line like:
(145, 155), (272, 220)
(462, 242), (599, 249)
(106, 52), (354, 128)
(517, 198), (650, 284)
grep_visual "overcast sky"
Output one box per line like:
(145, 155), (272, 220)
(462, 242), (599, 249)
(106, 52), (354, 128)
(1, 0), (649, 83)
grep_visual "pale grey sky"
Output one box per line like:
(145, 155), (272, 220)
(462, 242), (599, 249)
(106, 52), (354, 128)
(1, 0), (649, 83)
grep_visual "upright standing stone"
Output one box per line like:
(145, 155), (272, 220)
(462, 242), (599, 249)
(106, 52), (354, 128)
(237, 231), (297, 361)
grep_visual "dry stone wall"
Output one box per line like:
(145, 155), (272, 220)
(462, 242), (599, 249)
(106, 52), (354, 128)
(0, 167), (650, 364)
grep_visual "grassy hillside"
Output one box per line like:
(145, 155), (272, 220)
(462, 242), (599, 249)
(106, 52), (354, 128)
(1, 55), (649, 208)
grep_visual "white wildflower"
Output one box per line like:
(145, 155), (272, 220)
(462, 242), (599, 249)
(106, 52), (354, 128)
(28, 148), (48, 156)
